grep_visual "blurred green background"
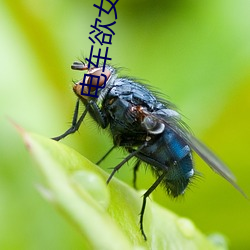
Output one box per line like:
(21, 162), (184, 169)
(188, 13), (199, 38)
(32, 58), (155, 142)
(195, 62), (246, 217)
(1, 0), (250, 249)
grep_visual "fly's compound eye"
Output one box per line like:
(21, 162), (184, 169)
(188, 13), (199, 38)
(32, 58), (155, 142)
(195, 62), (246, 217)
(72, 61), (111, 97)
(86, 67), (111, 93)
(142, 116), (165, 134)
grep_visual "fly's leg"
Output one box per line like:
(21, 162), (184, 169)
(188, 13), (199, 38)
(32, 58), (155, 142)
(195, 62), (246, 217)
(96, 146), (116, 165)
(107, 144), (146, 184)
(52, 99), (107, 141)
(88, 100), (107, 129)
(140, 172), (166, 240)
(133, 160), (141, 189)
(52, 99), (88, 141)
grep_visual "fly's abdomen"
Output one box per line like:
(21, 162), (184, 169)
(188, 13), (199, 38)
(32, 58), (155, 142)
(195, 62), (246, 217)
(163, 129), (194, 196)
(137, 128), (194, 197)
(164, 153), (193, 197)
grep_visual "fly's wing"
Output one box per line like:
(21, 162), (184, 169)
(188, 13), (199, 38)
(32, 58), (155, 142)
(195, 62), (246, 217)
(182, 131), (248, 197)
(151, 109), (247, 198)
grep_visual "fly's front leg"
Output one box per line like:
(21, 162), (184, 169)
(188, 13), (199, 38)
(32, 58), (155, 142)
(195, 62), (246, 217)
(88, 100), (107, 129)
(52, 99), (89, 141)
(52, 99), (107, 141)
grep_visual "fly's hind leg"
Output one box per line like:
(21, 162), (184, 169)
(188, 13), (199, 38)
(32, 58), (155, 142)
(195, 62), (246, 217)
(140, 172), (166, 240)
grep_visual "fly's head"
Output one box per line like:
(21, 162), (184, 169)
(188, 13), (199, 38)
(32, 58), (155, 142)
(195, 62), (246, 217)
(71, 61), (116, 103)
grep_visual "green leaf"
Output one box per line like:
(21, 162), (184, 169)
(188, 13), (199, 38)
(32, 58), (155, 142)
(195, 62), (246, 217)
(19, 128), (226, 250)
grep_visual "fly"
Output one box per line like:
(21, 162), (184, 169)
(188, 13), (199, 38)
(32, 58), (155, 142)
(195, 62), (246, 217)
(52, 61), (247, 240)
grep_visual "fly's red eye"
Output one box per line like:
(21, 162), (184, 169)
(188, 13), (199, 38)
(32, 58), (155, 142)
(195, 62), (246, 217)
(87, 68), (111, 92)
(71, 62), (111, 98)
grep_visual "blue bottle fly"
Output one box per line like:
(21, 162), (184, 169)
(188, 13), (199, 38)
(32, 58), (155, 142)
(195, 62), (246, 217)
(52, 62), (246, 240)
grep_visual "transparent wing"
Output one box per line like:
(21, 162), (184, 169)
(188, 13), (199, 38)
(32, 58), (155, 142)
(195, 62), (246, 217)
(170, 121), (247, 198)
(149, 110), (247, 198)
